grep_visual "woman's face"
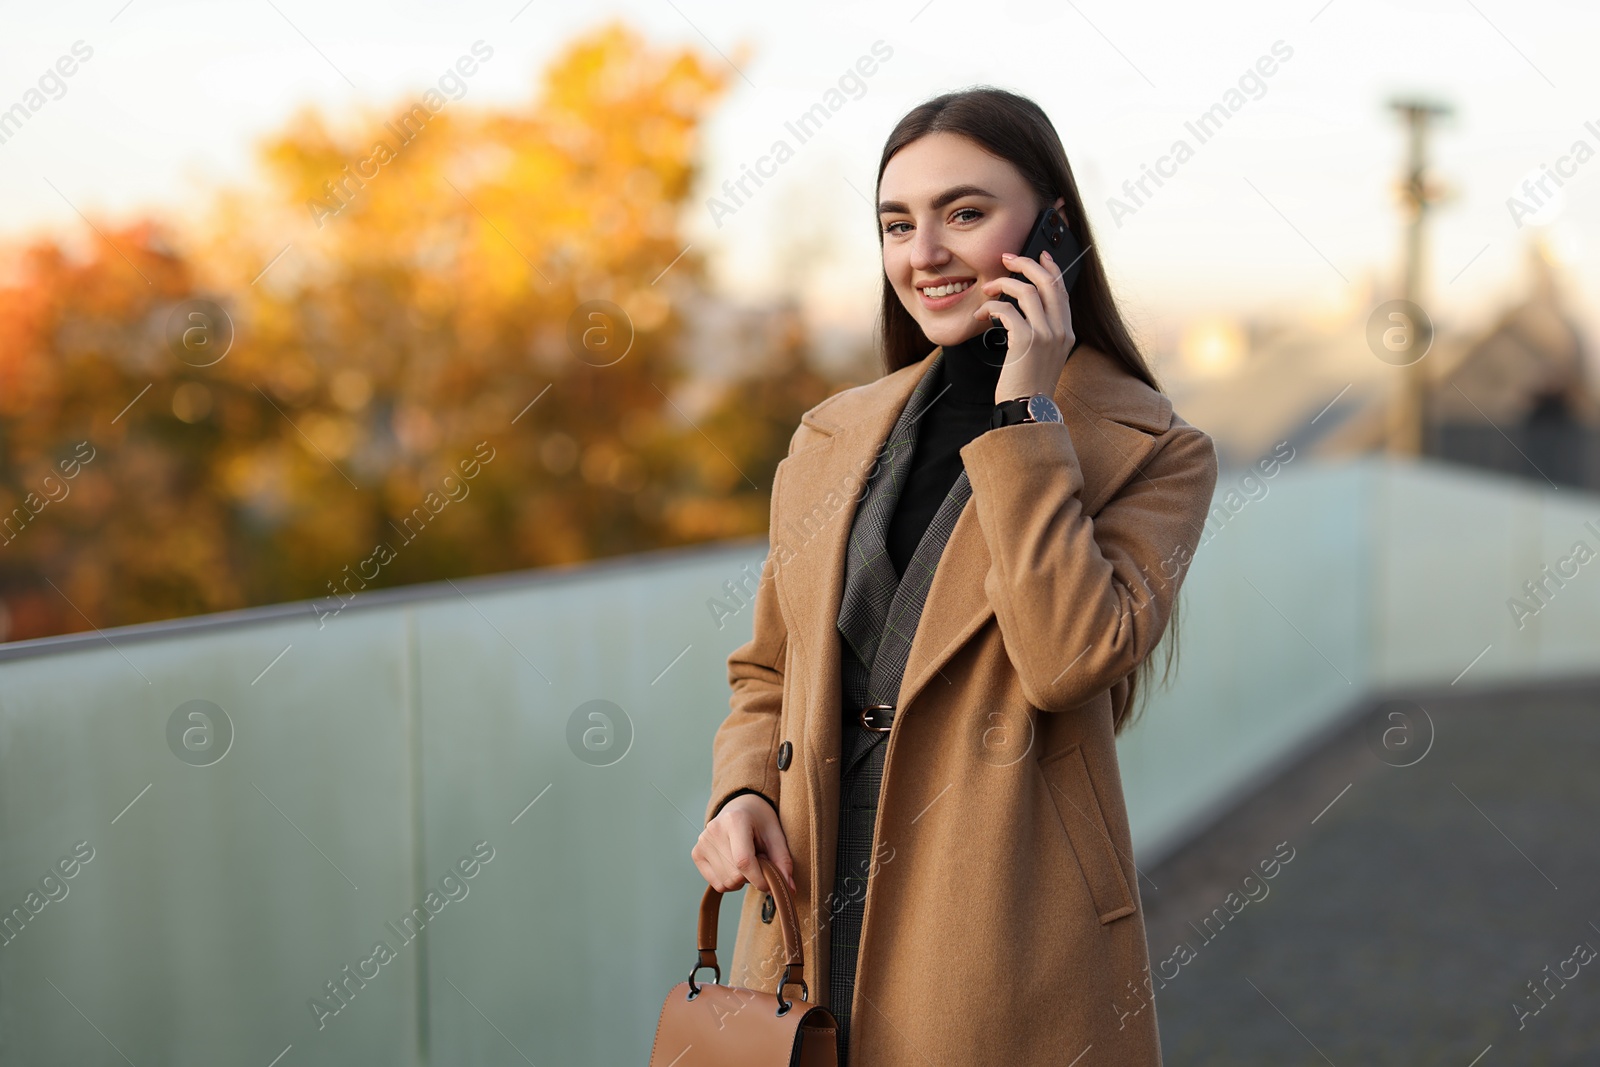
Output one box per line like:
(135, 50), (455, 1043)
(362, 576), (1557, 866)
(878, 131), (1066, 348)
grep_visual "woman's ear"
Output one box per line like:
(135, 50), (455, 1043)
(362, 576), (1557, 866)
(1052, 196), (1067, 226)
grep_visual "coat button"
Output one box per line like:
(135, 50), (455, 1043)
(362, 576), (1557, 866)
(761, 893), (775, 923)
(777, 740), (792, 770)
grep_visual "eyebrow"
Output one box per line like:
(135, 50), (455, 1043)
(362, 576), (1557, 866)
(877, 184), (998, 216)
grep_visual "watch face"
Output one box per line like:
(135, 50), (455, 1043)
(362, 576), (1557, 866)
(1027, 395), (1063, 424)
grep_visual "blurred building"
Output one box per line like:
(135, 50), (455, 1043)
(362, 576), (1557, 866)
(1169, 237), (1600, 491)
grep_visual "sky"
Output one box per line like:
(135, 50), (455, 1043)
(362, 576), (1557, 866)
(2, 0), (1597, 370)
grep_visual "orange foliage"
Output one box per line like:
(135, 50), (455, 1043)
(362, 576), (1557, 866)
(0, 21), (839, 643)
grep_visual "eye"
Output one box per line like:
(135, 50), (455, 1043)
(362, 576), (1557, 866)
(952, 207), (982, 223)
(883, 220), (910, 236)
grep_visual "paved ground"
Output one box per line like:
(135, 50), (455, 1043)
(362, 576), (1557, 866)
(1140, 674), (1600, 1067)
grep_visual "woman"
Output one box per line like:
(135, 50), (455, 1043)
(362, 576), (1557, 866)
(691, 86), (1218, 1066)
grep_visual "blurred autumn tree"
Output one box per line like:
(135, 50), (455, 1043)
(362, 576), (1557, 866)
(0, 20), (843, 643)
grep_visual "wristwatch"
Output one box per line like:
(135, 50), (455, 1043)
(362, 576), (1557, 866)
(990, 393), (1064, 429)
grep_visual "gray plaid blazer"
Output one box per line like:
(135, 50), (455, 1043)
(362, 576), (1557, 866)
(828, 347), (975, 1062)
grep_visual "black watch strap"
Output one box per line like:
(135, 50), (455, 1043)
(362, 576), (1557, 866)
(990, 397), (1033, 430)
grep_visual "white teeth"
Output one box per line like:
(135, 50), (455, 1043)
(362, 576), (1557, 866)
(921, 280), (972, 298)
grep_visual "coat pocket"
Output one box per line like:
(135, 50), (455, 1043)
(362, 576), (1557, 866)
(1038, 742), (1137, 924)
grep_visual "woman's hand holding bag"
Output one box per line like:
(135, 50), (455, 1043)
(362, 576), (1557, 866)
(692, 793), (798, 896)
(650, 854), (838, 1066)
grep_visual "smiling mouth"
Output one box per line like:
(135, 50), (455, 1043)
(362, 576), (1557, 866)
(918, 279), (975, 298)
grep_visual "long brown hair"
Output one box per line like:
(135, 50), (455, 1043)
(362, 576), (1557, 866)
(872, 85), (1181, 736)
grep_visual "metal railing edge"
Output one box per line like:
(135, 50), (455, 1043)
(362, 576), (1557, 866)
(0, 534), (770, 665)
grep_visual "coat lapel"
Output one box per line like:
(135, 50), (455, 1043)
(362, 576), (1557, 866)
(770, 360), (924, 794)
(770, 342), (1174, 844)
(835, 351), (947, 679)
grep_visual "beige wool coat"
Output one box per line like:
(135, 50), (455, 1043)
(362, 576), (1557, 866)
(703, 340), (1220, 1066)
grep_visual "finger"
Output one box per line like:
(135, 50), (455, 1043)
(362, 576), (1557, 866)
(690, 838), (714, 887)
(1033, 248), (1073, 292)
(970, 296), (1026, 330)
(971, 300), (1037, 366)
(978, 275), (1049, 344)
(1043, 249), (1080, 347)
(977, 274), (1034, 307)
(1007, 248), (1068, 294)
(695, 829), (737, 892)
(985, 283), (1049, 371)
(1002, 253), (1064, 335)
(1038, 249), (1075, 339)
(726, 817), (771, 894)
(705, 821), (755, 894)
(758, 822), (798, 894)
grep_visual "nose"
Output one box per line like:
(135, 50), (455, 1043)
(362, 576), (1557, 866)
(908, 223), (949, 272)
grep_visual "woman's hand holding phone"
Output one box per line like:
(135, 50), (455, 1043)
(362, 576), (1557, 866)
(972, 205), (1081, 405)
(974, 246), (1078, 404)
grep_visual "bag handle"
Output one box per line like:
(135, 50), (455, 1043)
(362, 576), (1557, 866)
(691, 855), (810, 1010)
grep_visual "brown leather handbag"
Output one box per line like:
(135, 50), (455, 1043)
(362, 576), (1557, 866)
(650, 855), (839, 1066)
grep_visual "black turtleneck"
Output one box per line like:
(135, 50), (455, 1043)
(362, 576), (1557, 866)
(884, 330), (1006, 579)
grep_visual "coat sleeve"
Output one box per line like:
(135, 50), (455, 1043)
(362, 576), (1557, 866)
(957, 415), (1218, 714)
(703, 437), (799, 827)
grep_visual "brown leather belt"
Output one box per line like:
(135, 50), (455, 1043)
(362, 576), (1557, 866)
(857, 703), (895, 732)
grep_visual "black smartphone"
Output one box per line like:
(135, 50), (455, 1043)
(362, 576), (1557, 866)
(983, 205), (1084, 351)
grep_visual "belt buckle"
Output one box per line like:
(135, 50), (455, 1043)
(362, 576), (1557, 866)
(858, 704), (894, 732)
